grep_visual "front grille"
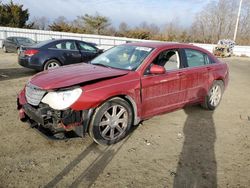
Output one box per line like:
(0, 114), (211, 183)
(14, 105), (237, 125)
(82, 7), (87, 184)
(25, 83), (46, 106)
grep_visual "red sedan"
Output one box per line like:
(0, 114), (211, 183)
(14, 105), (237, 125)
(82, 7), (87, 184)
(17, 42), (229, 145)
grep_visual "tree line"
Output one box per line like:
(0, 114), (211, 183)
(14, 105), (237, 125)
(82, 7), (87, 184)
(0, 0), (249, 45)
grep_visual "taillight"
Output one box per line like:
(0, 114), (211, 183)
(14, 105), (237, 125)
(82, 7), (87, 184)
(24, 49), (39, 56)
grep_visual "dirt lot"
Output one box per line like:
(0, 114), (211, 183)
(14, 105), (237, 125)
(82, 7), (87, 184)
(0, 51), (249, 188)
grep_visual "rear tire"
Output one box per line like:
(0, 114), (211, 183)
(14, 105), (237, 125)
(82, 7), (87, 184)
(44, 59), (61, 70)
(89, 98), (133, 145)
(202, 80), (224, 110)
(17, 48), (20, 55)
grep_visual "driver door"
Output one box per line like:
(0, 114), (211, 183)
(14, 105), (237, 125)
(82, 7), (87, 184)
(141, 49), (186, 118)
(77, 41), (100, 62)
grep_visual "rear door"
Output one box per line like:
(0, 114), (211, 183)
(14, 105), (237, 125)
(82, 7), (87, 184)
(50, 40), (82, 65)
(141, 49), (187, 118)
(180, 48), (210, 103)
(77, 41), (99, 62)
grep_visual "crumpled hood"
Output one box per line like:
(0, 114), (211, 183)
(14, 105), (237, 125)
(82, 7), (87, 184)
(30, 63), (129, 90)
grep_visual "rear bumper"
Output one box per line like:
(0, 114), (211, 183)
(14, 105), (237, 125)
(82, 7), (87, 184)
(18, 56), (43, 71)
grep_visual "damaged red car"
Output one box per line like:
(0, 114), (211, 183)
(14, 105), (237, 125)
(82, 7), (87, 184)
(17, 42), (229, 145)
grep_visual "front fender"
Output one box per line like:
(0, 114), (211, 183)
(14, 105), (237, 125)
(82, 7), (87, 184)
(70, 72), (142, 120)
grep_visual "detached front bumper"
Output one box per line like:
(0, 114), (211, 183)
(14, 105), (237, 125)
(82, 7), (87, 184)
(17, 89), (93, 138)
(23, 104), (44, 125)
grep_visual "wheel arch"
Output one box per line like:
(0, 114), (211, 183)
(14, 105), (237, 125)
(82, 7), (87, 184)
(43, 58), (62, 69)
(94, 95), (140, 126)
(123, 95), (140, 125)
(209, 75), (225, 89)
(45, 57), (62, 64)
(213, 78), (225, 89)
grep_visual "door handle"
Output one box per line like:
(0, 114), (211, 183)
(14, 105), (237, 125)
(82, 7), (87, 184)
(177, 72), (186, 78)
(207, 67), (213, 71)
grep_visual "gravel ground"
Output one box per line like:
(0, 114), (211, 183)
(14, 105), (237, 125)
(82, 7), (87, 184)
(0, 51), (249, 188)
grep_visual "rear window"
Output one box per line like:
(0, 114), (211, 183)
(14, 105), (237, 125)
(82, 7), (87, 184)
(32, 40), (53, 48)
(184, 49), (212, 67)
(16, 37), (35, 44)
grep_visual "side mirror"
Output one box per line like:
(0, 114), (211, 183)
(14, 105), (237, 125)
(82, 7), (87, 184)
(150, 64), (166, 74)
(97, 49), (104, 54)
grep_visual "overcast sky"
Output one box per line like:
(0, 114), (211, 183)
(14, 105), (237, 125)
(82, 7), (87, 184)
(2, 0), (212, 27)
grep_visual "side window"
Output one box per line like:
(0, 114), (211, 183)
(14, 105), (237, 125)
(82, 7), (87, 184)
(153, 50), (180, 71)
(53, 41), (77, 50)
(206, 55), (215, 64)
(185, 49), (211, 67)
(78, 42), (97, 52)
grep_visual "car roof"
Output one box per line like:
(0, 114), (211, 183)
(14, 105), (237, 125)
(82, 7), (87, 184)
(49, 39), (91, 42)
(31, 38), (97, 48)
(32, 39), (76, 46)
(124, 42), (179, 48)
(50, 39), (76, 42)
(124, 41), (211, 54)
(46, 39), (96, 44)
(7, 36), (30, 39)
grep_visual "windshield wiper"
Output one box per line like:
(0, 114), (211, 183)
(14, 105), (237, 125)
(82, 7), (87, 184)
(92, 63), (110, 68)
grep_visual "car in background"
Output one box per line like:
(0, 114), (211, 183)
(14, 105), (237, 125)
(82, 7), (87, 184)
(18, 39), (103, 71)
(2, 37), (36, 54)
(17, 42), (229, 145)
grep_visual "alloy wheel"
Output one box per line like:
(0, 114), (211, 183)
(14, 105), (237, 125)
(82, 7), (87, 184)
(99, 105), (128, 141)
(47, 62), (60, 69)
(209, 85), (222, 107)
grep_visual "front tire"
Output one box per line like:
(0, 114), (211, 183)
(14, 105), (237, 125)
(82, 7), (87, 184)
(89, 98), (133, 145)
(44, 59), (61, 70)
(202, 80), (224, 110)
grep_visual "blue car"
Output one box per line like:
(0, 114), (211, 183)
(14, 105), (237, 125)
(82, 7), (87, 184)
(18, 39), (103, 71)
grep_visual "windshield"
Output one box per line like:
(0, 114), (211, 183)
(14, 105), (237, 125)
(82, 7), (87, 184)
(16, 37), (35, 44)
(91, 45), (154, 70)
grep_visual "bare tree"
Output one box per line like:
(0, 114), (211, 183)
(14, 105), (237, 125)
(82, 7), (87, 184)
(137, 22), (160, 35)
(26, 0), (249, 45)
(31, 16), (50, 30)
(163, 20), (182, 41)
(118, 22), (129, 36)
(191, 0), (239, 43)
